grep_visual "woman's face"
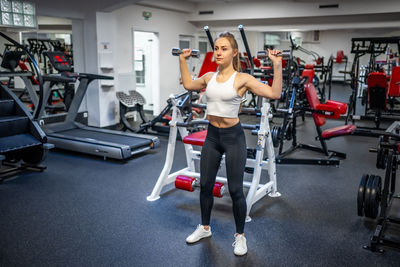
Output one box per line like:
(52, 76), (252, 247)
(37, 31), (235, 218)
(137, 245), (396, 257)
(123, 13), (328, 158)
(214, 37), (237, 66)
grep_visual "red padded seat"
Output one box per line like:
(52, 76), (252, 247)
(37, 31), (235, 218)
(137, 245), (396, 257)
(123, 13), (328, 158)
(336, 50), (344, 63)
(321, 124), (357, 139)
(388, 66), (400, 97)
(302, 69), (315, 83)
(183, 130), (207, 146)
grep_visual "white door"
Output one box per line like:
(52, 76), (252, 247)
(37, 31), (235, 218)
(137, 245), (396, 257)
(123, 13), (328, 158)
(133, 31), (159, 113)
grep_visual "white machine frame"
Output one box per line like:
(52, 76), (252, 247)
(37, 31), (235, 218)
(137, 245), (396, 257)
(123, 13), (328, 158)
(147, 94), (280, 222)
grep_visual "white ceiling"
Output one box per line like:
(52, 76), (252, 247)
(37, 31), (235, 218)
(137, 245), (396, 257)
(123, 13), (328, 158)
(31, 0), (400, 32)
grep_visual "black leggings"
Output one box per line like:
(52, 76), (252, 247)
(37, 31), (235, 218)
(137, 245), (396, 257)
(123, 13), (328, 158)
(200, 122), (247, 234)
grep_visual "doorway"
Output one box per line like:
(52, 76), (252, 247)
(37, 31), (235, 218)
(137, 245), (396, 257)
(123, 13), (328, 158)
(133, 31), (159, 114)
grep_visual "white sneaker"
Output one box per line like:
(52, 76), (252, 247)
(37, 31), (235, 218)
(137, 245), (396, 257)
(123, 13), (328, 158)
(232, 234), (247, 256)
(186, 224), (212, 244)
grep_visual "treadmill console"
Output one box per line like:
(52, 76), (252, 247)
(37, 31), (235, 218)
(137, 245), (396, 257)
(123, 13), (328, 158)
(1, 49), (24, 71)
(44, 51), (73, 73)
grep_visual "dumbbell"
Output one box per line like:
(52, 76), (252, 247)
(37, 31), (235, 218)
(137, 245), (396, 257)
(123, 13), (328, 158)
(171, 48), (200, 58)
(175, 175), (225, 197)
(257, 49), (291, 60)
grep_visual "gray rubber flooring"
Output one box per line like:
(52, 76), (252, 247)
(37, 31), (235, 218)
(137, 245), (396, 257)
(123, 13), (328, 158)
(1, 84), (400, 266)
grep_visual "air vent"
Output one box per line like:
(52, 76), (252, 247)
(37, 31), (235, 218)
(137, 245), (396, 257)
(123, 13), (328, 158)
(314, 30), (320, 41)
(319, 4), (339, 8)
(199, 10), (214, 15)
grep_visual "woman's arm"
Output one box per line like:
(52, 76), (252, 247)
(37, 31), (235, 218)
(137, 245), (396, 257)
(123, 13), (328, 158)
(179, 49), (211, 91)
(244, 49), (282, 99)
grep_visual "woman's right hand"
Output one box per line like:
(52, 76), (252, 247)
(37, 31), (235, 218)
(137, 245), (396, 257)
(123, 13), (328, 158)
(179, 48), (192, 60)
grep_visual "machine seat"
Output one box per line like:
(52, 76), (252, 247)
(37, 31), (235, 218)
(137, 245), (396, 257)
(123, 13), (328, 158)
(183, 130), (207, 146)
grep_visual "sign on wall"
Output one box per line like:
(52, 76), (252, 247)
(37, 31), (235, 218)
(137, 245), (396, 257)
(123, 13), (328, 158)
(0, 0), (36, 28)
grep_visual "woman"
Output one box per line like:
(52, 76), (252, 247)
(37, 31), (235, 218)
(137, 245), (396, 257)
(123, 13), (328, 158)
(179, 32), (282, 256)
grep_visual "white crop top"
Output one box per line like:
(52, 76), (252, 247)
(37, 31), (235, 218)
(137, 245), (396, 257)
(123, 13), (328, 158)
(205, 71), (242, 118)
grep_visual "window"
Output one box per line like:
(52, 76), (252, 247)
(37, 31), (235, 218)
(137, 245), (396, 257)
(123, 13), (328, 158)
(179, 40), (190, 49)
(135, 48), (145, 85)
(264, 33), (281, 47)
(199, 41), (208, 54)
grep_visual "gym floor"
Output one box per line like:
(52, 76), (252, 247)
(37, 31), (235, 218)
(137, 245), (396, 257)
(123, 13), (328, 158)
(1, 84), (400, 266)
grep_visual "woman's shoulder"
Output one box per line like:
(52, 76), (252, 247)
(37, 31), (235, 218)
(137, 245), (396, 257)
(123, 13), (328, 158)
(236, 72), (252, 81)
(201, 72), (216, 83)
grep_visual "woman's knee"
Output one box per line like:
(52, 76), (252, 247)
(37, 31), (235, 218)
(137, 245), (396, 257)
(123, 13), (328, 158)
(228, 186), (245, 201)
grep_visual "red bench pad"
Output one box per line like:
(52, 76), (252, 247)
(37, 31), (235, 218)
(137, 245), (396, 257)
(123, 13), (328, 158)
(183, 130), (207, 146)
(321, 124), (356, 139)
(389, 66), (400, 97)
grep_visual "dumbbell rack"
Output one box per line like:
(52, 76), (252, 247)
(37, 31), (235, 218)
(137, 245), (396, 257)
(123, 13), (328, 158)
(358, 121), (400, 253)
(147, 94), (280, 222)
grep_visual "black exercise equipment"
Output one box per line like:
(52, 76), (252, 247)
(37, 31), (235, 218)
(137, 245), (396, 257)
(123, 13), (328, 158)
(358, 121), (400, 253)
(346, 37), (400, 129)
(0, 33), (53, 181)
(276, 76), (356, 165)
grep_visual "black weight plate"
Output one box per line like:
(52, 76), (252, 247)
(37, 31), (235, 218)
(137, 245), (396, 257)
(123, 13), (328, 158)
(272, 126), (279, 148)
(370, 175), (382, 219)
(364, 175), (375, 218)
(357, 174), (369, 217)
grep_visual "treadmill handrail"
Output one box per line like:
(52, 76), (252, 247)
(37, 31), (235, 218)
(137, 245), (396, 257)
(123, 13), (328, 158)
(78, 73), (114, 80)
(0, 71), (33, 77)
(42, 74), (76, 83)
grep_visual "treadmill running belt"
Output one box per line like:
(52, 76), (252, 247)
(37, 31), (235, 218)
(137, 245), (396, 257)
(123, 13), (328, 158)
(58, 128), (152, 149)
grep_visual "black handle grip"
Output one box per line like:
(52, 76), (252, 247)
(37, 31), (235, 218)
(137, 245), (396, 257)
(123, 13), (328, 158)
(204, 26), (215, 50)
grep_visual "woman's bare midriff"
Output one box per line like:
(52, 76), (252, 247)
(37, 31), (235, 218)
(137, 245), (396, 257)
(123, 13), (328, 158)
(208, 115), (239, 128)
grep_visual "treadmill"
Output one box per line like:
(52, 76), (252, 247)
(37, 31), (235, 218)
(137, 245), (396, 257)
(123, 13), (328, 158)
(37, 51), (159, 160)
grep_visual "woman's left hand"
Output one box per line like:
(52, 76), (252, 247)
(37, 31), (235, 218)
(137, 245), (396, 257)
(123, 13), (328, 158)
(267, 48), (282, 65)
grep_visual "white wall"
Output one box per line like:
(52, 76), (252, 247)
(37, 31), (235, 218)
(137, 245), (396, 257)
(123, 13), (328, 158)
(92, 4), (197, 126)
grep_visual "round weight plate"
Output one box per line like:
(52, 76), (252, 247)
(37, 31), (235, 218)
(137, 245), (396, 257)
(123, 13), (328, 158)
(272, 126), (279, 147)
(357, 174), (369, 217)
(364, 175), (375, 218)
(369, 175), (382, 219)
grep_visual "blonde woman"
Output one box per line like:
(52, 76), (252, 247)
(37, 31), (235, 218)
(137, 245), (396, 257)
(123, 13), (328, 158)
(179, 32), (282, 256)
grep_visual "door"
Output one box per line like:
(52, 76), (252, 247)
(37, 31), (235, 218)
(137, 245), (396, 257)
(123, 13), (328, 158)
(133, 31), (159, 113)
